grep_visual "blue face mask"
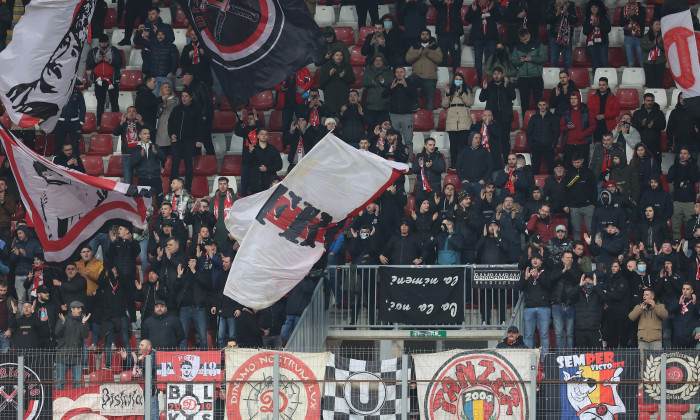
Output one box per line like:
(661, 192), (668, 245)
(383, 21), (392, 29)
(638, 265), (647, 273)
(454, 80), (463, 87)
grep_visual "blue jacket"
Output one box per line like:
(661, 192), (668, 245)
(131, 142), (166, 179)
(59, 87), (86, 122)
(10, 227), (42, 275)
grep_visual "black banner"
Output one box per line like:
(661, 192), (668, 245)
(378, 266), (464, 324)
(642, 351), (700, 404)
(0, 351), (53, 419)
(541, 350), (639, 420)
(472, 267), (521, 289)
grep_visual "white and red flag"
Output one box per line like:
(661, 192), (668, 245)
(0, 0), (95, 131)
(661, 0), (700, 118)
(0, 124), (150, 262)
(224, 133), (408, 310)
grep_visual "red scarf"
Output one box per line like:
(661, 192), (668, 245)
(681, 298), (691, 314)
(504, 168), (516, 193)
(30, 265), (47, 296)
(214, 189), (234, 219)
(480, 124), (490, 150)
(171, 194), (186, 219)
(125, 120), (139, 148)
(531, 268), (543, 284)
(309, 107), (320, 126)
(420, 161), (432, 192)
(624, 3), (641, 36)
(695, 258), (700, 280)
(480, 2), (491, 35)
(296, 135), (305, 162)
(601, 146), (613, 173)
(555, 3), (571, 45)
(245, 130), (258, 147)
(446, 2), (451, 32)
(586, 15), (602, 45)
(192, 41), (201, 64)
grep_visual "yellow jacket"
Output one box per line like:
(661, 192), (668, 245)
(75, 258), (104, 296)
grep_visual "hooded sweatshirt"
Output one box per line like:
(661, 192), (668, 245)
(609, 149), (640, 204)
(638, 174), (673, 220)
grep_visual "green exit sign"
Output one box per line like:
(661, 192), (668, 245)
(410, 330), (446, 338)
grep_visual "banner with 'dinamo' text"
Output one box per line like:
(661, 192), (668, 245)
(224, 133), (408, 310)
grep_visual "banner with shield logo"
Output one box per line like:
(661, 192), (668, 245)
(643, 351), (700, 404)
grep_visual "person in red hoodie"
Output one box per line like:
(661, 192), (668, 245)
(526, 203), (558, 245)
(586, 77), (620, 145)
(561, 91), (595, 168)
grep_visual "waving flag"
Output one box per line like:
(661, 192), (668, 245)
(0, 0), (95, 131)
(0, 123), (150, 262)
(661, 0), (700, 118)
(224, 133), (408, 309)
(178, 0), (325, 106)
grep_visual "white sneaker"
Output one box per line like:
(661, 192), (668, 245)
(87, 344), (97, 351)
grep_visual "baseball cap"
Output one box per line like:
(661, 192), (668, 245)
(532, 235), (542, 244)
(154, 299), (167, 306)
(507, 326), (519, 334)
(36, 285), (50, 294)
(555, 224), (566, 232)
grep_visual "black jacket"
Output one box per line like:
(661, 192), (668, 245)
(186, 79), (214, 118)
(567, 283), (605, 330)
(655, 272), (683, 306)
(34, 298), (59, 348)
(113, 119), (145, 154)
(464, 1), (500, 40)
(431, 0), (465, 37)
(236, 308), (263, 348)
(135, 85), (158, 129)
(249, 143), (283, 193)
(168, 103), (203, 145)
(550, 266), (582, 305)
(141, 312), (185, 350)
(479, 80), (516, 121)
(283, 126), (317, 164)
(582, 5), (611, 45)
(543, 175), (568, 213)
(143, 40), (178, 77)
(456, 145), (492, 184)
(135, 280), (169, 318)
(545, 1), (579, 39)
(10, 313), (41, 349)
(496, 335), (527, 348)
(131, 142), (167, 179)
(667, 102), (700, 149)
(604, 271), (631, 314)
(53, 153), (86, 173)
(527, 110), (560, 148)
(563, 166), (597, 208)
(504, 0), (540, 46)
(381, 233), (428, 264)
(106, 237), (140, 277)
(383, 78), (418, 115)
(549, 80), (580, 115)
(338, 104), (367, 143)
(475, 235), (510, 264)
(257, 300), (286, 336)
(175, 268), (209, 309)
(632, 103), (666, 149)
(96, 268), (128, 320)
(588, 231), (626, 268)
(634, 217), (671, 251)
(213, 269), (240, 318)
(668, 298), (700, 346)
(151, 250), (188, 308)
(57, 274), (88, 308)
(619, 1), (646, 38)
(412, 148), (446, 192)
(520, 267), (552, 307)
(448, 204), (480, 251)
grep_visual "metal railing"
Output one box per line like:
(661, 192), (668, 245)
(285, 277), (329, 352)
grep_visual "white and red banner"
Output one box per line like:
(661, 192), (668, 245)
(156, 351), (223, 383)
(0, 124), (150, 261)
(0, 0), (95, 131)
(224, 133), (408, 309)
(661, 0), (700, 118)
(225, 348), (329, 420)
(53, 385), (144, 419)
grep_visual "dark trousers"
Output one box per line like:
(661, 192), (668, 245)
(122, 0), (147, 42)
(199, 114), (215, 156)
(518, 76), (543, 112)
(138, 176), (163, 204)
(497, 120), (512, 163)
(355, 0), (379, 28)
(644, 63), (665, 89)
(447, 130), (469, 167)
(95, 82), (119, 123)
(575, 329), (602, 349)
(53, 120), (83, 155)
(170, 144), (194, 192)
(603, 311), (631, 348)
(531, 144), (556, 175)
(473, 39), (497, 83)
(438, 33), (463, 71)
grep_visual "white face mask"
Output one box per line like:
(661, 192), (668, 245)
(421, 42), (429, 47)
(360, 232), (370, 240)
(516, 163), (523, 169)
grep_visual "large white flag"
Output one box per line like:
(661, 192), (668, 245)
(224, 133), (408, 309)
(0, 124), (150, 261)
(0, 0), (95, 132)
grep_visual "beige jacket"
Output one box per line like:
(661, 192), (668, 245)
(405, 40), (442, 80)
(628, 302), (668, 342)
(441, 89), (474, 132)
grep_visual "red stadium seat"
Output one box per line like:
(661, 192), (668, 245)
(193, 155), (218, 176)
(173, 7), (189, 28)
(663, 68), (676, 89)
(461, 5), (469, 22)
(568, 68), (590, 90)
(426, 6), (438, 25)
(444, 174), (461, 192)
(164, 156), (185, 176)
(405, 196), (416, 217)
(268, 110), (283, 132)
(82, 156), (104, 176)
(359, 26), (373, 41)
(613, 7), (622, 25)
(498, 25), (508, 44)
(220, 155), (242, 176)
(312, 69), (321, 89)
(119, 70), (142, 91)
(574, 6), (583, 25)
(104, 8), (117, 28)
(608, 47), (624, 68)
(437, 109), (447, 131)
(413, 110), (434, 132)
(120, 370), (133, 382)
(34, 134), (55, 156)
(350, 46), (366, 67)
(83, 113), (97, 134)
(351, 67), (364, 88)
(219, 94), (233, 111)
(212, 111), (237, 132)
(470, 110), (483, 122)
(268, 133), (284, 152)
(161, 175), (171, 195)
(511, 110), (520, 131)
(90, 369), (115, 382)
(334, 27), (355, 47)
(12, 203), (25, 222)
(512, 131), (530, 153)
(105, 155), (123, 177)
(572, 47), (592, 68)
(98, 112), (123, 134)
(190, 176), (210, 198)
(534, 174), (549, 188)
(455, 67), (478, 87)
(87, 134), (113, 156)
(522, 110), (536, 131)
(0, 114), (10, 128)
(666, 404), (690, 414)
(248, 90), (274, 110)
(538, 26), (549, 44)
(616, 88), (639, 110)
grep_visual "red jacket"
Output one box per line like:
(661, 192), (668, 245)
(587, 90), (621, 131)
(526, 214), (557, 244)
(275, 67), (313, 105)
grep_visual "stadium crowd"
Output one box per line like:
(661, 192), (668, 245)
(0, 0), (699, 387)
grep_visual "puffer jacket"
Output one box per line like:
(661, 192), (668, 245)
(609, 149), (640, 204)
(638, 175), (673, 220)
(56, 313), (90, 365)
(361, 61), (394, 111)
(405, 38), (442, 80)
(131, 142), (166, 179)
(567, 283), (605, 331)
(441, 88), (474, 132)
(145, 40), (178, 77)
(634, 216), (671, 250)
(591, 190), (628, 237)
(412, 147), (446, 192)
(667, 101), (700, 149)
(520, 267), (552, 307)
(526, 110), (560, 148)
(628, 301), (667, 342)
(510, 39), (547, 78)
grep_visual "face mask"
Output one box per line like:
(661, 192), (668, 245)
(360, 232), (370, 240)
(583, 283), (594, 293)
(516, 163), (523, 169)
(454, 80), (463, 87)
(381, 127), (387, 132)
(383, 21), (392, 29)
(638, 265), (646, 273)
(601, 194), (611, 206)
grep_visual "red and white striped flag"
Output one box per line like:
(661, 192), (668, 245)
(0, 123), (150, 262)
(224, 133), (408, 310)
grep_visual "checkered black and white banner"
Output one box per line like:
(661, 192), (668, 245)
(321, 354), (410, 420)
